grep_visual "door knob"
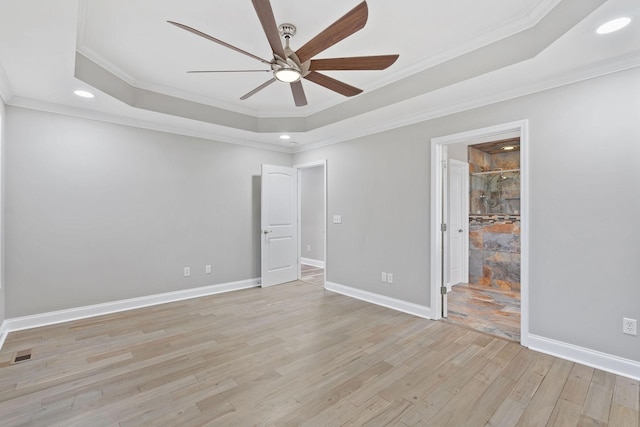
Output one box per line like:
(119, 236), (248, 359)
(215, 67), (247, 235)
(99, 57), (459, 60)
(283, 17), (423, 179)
(263, 229), (272, 234)
(458, 229), (464, 233)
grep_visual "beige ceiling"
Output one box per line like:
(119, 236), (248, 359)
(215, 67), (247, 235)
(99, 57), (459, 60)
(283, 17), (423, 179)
(1, 0), (638, 151)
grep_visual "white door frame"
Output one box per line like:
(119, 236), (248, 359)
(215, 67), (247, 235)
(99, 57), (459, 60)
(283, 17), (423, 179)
(430, 120), (530, 347)
(294, 159), (327, 287)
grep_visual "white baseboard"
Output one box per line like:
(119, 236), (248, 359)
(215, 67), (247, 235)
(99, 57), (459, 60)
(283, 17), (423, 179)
(301, 258), (325, 268)
(1, 278), (260, 339)
(528, 334), (640, 381)
(4, 278), (637, 382)
(325, 281), (432, 319)
(325, 282), (640, 381)
(0, 320), (8, 352)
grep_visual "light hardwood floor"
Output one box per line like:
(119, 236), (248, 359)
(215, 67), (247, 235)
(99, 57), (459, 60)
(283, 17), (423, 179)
(0, 281), (638, 426)
(300, 264), (325, 287)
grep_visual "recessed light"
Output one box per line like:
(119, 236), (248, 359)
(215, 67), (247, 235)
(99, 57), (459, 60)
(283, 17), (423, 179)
(280, 135), (291, 140)
(597, 17), (631, 34)
(501, 145), (516, 151)
(74, 90), (95, 98)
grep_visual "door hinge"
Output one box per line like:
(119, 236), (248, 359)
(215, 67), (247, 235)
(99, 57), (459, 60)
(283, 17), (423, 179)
(442, 160), (447, 169)
(441, 223), (447, 232)
(441, 286), (447, 295)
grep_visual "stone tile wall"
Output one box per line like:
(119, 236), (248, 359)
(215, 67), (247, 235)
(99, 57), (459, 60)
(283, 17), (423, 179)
(469, 215), (521, 291)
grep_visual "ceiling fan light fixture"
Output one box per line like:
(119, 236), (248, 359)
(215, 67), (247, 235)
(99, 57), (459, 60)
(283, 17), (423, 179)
(274, 68), (301, 83)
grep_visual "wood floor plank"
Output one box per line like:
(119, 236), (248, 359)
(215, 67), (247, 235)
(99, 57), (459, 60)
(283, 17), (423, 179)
(581, 379), (614, 423)
(612, 374), (640, 411)
(547, 398), (583, 427)
(0, 281), (637, 426)
(487, 397), (528, 427)
(561, 363), (595, 406)
(397, 387), (452, 425)
(608, 403), (639, 427)
(514, 357), (573, 426)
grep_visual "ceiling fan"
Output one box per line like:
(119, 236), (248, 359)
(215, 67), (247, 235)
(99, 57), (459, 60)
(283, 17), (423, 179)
(168, 0), (399, 107)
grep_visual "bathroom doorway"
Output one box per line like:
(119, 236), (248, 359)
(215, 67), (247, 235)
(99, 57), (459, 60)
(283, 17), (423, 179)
(430, 121), (529, 346)
(447, 138), (521, 341)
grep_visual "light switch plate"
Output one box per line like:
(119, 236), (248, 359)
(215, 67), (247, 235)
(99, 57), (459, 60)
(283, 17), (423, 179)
(333, 215), (342, 224)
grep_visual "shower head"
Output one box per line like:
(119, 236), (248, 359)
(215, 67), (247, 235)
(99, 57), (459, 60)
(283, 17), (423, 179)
(495, 168), (508, 181)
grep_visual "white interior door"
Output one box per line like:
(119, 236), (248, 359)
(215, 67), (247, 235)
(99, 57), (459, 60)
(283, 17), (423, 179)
(261, 165), (298, 287)
(448, 160), (470, 287)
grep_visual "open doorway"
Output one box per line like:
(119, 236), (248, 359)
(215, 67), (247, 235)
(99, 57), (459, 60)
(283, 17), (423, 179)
(296, 161), (326, 287)
(431, 121), (529, 346)
(447, 138), (521, 341)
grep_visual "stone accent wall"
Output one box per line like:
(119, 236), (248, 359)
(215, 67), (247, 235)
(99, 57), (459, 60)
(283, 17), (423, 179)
(469, 215), (520, 290)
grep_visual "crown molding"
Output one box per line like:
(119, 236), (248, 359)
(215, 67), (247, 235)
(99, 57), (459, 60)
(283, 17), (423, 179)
(370, 0), (564, 95)
(527, 0), (564, 26)
(7, 51), (638, 155)
(7, 97), (294, 154)
(292, 53), (640, 153)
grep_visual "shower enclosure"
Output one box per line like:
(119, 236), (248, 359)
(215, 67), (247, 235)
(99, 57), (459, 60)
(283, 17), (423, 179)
(470, 168), (520, 214)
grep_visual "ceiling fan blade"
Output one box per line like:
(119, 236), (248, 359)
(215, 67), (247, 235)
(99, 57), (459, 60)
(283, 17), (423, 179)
(187, 70), (270, 74)
(168, 21), (271, 64)
(251, 0), (286, 59)
(310, 55), (399, 71)
(290, 81), (308, 106)
(295, 1), (368, 63)
(240, 78), (277, 100)
(304, 71), (362, 97)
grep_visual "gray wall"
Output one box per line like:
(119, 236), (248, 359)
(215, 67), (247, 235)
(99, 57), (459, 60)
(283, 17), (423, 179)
(447, 143), (468, 163)
(0, 99), (5, 324)
(2, 67), (639, 364)
(300, 166), (324, 263)
(4, 107), (290, 317)
(295, 127), (431, 305)
(294, 67), (640, 362)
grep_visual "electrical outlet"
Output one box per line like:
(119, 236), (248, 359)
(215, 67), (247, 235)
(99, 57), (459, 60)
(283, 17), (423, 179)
(184, 267), (191, 277)
(381, 272), (387, 282)
(623, 318), (637, 336)
(307, 245), (311, 252)
(205, 264), (212, 274)
(387, 273), (394, 284)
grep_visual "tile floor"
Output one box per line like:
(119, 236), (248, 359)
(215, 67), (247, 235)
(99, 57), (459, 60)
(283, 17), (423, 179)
(446, 282), (521, 342)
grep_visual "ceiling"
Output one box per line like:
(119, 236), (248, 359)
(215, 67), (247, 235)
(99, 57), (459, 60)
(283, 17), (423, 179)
(473, 139), (521, 155)
(0, 0), (638, 152)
